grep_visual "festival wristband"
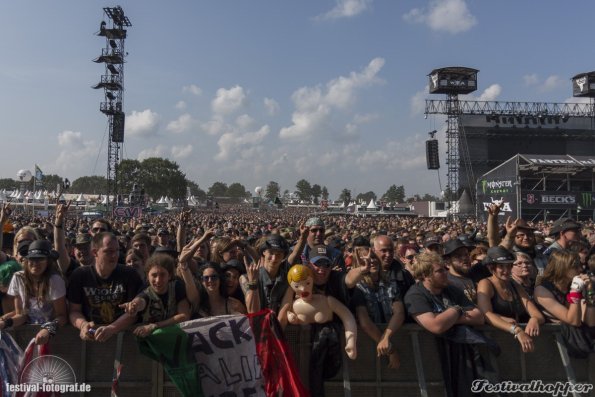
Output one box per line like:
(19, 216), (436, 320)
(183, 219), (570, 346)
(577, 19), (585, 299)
(566, 291), (583, 304)
(40, 320), (59, 336)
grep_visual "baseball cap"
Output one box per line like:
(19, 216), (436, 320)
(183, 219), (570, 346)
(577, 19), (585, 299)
(309, 244), (332, 267)
(158, 228), (170, 236)
(423, 235), (441, 248)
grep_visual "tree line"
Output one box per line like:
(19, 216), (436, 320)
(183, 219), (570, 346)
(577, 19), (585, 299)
(0, 157), (440, 203)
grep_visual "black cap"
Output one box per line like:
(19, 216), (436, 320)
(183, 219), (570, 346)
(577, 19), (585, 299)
(17, 240), (32, 256)
(457, 234), (476, 248)
(484, 246), (515, 265)
(221, 259), (246, 274)
(549, 218), (581, 236)
(309, 245), (332, 267)
(423, 235), (441, 248)
(158, 228), (170, 236)
(443, 239), (467, 256)
(27, 240), (54, 259)
(352, 236), (370, 248)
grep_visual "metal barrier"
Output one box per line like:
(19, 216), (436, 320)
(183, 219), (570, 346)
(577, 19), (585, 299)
(4, 324), (594, 397)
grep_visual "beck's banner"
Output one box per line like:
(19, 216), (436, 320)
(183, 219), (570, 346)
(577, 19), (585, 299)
(522, 191), (595, 210)
(138, 309), (308, 397)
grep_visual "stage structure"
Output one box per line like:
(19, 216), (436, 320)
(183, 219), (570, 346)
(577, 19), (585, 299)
(425, 99), (595, 208)
(427, 67), (479, 208)
(477, 154), (595, 222)
(92, 6), (131, 209)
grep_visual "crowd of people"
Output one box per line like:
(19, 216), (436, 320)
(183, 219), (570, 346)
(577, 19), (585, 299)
(0, 201), (594, 396)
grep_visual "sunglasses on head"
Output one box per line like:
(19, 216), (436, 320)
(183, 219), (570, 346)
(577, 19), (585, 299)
(202, 275), (220, 282)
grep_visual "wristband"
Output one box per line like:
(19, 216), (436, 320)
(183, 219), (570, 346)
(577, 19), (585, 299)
(2, 318), (14, 328)
(509, 324), (518, 335)
(40, 320), (58, 336)
(247, 281), (258, 290)
(566, 291), (583, 304)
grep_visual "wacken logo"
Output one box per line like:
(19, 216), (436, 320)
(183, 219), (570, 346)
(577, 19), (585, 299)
(576, 76), (587, 91)
(482, 197), (512, 212)
(526, 194), (536, 205)
(581, 192), (593, 208)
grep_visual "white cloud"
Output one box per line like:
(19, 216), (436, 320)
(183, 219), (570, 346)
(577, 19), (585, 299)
(138, 145), (167, 160)
(171, 145), (193, 159)
(236, 114), (254, 129)
(280, 57), (385, 140)
(264, 97), (280, 115)
(166, 113), (197, 134)
(477, 84), (501, 101)
(126, 109), (160, 137)
(182, 84), (202, 96)
(201, 116), (226, 136)
(212, 85), (247, 115)
(175, 100), (187, 110)
(542, 75), (563, 91)
(410, 85), (429, 115)
(216, 125), (270, 161)
(353, 113), (379, 124)
(315, 0), (371, 20)
(461, 84), (502, 101)
(58, 130), (84, 148)
(404, 0), (477, 34)
(523, 74), (538, 86)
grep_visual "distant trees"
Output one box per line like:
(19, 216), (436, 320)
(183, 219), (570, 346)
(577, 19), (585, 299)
(206, 181), (250, 202)
(70, 176), (107, 194)
(382, 184), (405, 204)
(356, 191), (377, 203)
(295, 179), (312, 202)
(265, 181), (280, 201)
(339, 188), (351, 205)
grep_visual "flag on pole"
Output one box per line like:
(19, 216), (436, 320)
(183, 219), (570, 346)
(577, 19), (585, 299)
(138, 309), (308, 397)
(34, 165), (44, 182)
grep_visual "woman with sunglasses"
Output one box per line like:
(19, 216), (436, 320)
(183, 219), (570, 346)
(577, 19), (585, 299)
(193, 263), (246, 318)
(477, 246), (544, 353)
(0, 240), (67, 345)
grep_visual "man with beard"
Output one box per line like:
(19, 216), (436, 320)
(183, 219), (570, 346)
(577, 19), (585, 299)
(443, 239), (477, 303)
(487, 203), (547, 275)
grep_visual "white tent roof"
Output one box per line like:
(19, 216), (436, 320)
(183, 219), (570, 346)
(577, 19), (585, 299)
(367, 198), (377, 209)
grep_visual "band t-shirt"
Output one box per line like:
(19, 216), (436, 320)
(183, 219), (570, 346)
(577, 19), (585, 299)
(67, 264), (143, 325)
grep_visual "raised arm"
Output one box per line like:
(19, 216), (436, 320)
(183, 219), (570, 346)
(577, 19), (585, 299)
(176, 210), (191, 253)
(287, 222), (308, 265)
(54, 201), (72, 275)
(486, 202), (502, 248)
(0, 203), (11, 254)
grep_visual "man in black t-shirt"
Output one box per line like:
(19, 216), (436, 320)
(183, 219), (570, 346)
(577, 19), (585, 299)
(67, 232), (143, 342)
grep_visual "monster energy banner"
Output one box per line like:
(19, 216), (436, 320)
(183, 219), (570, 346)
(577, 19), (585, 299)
(476, 176), (518, 218)
(578, 192), (595, 209)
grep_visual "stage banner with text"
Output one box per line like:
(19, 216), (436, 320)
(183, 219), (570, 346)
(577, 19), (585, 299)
(138, 309), (307, 397)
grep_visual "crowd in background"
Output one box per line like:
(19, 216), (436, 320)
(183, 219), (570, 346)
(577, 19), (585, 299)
(0, 202), (594, 396)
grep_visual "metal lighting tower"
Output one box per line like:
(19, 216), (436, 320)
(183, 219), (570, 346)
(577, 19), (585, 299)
(427, 67), (478, 210)
(93, 6), (131, 210)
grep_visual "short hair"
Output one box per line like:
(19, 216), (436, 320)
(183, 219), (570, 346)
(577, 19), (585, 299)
(412, 251), (442, 281)
(398, 244), (417, 258)
(513, 251), (532, 262)
(145, 253), (175, 276)
(287, 264), (313, 284)
(541, 250), (579, 288)
(131, 233), (151, 246)
(92, 218), (112, 232)
(91, 232), (117, 250)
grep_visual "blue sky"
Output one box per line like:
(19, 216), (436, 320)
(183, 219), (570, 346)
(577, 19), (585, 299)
(1, 0), (594, 199)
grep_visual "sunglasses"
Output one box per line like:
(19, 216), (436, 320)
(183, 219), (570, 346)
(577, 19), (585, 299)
(201, 275), (220, 282)
(405, 255), (415, 261)
(92, 227), (108, 233)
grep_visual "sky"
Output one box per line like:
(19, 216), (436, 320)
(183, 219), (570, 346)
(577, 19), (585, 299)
(1, 0), (595, 200)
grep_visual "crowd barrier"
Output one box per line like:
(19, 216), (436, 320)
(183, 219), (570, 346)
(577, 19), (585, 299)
(4, 323), (594, 397)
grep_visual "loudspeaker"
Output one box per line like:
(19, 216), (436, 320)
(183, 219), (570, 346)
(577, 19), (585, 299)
(112, 113), (125, 142)
(426, 139), (440, 170)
